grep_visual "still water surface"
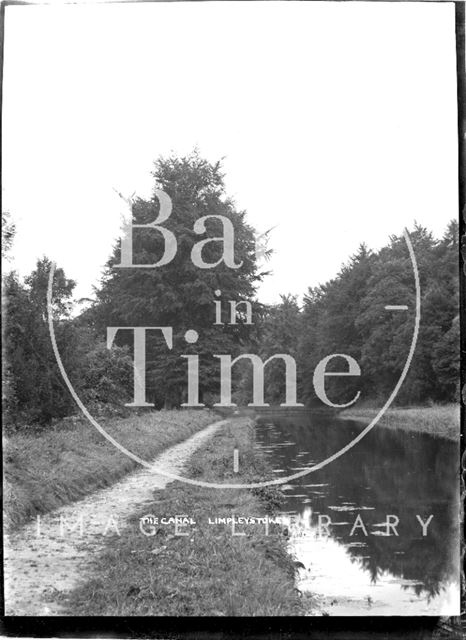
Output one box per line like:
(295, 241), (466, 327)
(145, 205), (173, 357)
(254, 413), (460, 616)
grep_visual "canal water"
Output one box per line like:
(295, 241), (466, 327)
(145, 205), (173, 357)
(254, 413), (460, 616)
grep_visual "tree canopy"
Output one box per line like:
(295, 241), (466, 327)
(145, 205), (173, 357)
(92, 151), (266, 407)
(2, 151), (459, 426)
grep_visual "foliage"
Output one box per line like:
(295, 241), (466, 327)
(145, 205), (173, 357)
(236, 220), (459, 408)
(2, 211), (16, 259)
(297, 221), (459, 407)
(92, 151), (265, 407)
(3, 257), (134, 427)
(235, 294), (302, 405)
(2, 164), (459, 426)
(3, 260), (78, 425)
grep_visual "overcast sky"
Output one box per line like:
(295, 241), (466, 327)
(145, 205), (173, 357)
(2, 1), (458, 304)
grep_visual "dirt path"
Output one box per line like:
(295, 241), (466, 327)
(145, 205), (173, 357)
(4, 419), (225, 616)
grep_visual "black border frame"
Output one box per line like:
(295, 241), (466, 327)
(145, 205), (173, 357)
(1, 1), (464, 637)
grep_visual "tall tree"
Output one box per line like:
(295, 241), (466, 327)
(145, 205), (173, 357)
(93, 151), (265, 407)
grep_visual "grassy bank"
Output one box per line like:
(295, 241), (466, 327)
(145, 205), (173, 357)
(3, 409), (216, 530)
(339, 404), (459, 440)
(66, 417), (305, 616)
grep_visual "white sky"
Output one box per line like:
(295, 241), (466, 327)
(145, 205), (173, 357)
(2, 1), (458, 304)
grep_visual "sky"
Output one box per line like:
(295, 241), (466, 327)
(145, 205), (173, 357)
(2, 1), (459, 304)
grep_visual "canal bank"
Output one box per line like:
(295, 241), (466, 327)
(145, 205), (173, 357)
(66, 416), (306, 616)
(338, 404), (459, 440)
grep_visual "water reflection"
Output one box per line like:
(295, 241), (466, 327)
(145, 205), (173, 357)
(255, 413), (460, 615)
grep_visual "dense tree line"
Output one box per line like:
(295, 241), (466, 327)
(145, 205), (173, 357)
(2, 254), (134, 427)
(254, 222), (459, 407)
(2, 153), (266, 425)
(2, 157), (459, 428)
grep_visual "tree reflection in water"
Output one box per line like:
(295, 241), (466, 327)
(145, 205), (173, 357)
(255, 414), (460, 599)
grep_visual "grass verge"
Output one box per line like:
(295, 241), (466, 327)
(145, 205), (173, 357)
(3, 409), (216, 530)
(66, 417), (305, 616)
(338, 404), (459, 440)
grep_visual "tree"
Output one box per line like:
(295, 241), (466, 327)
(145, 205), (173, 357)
(4, 258), (78, 424)
(295, 221), (459, 408)
(2, 211), (16, 260)
(299, 244), (375, 406)
(234, 295), (302, 406)
(2, 211), (17, 420)
(93, 151), (265, 407)
(432, 316), (460, 401)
